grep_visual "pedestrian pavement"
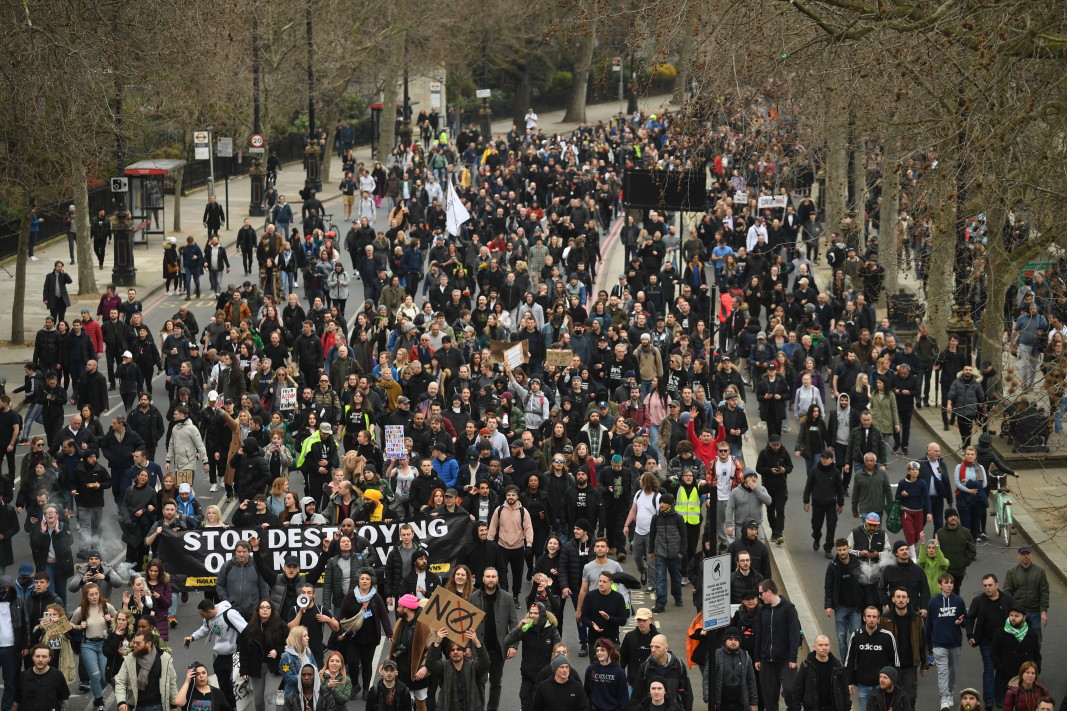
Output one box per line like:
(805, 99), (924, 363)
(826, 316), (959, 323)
(0, 93), (673, 396)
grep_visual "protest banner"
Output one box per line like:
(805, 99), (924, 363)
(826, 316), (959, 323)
(757, 195), (788, 209)
(488, 339), (528, 366)
(158, 515), (474, 590)
(279, 387), (297, 411)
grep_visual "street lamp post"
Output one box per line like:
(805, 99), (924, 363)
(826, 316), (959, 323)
(248, 0), (266, 216)
(398, 37), (413, 149)
(303, 0), (321, 193)
(111, 208), (136, 286)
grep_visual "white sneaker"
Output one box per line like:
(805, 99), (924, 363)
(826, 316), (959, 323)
(29, 256), (39, 261)
(210, 483), (219, 492)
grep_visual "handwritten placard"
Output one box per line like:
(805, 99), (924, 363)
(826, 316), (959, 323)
(417, 586), (485, 648)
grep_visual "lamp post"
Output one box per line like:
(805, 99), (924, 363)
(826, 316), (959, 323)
(248, 0), (266, 216)
(303, 0), (321, 193)
(398, 36), (413, 149)
(111, 208), (136, 286)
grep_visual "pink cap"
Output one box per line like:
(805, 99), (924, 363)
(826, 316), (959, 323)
(398, 594), (420, 610)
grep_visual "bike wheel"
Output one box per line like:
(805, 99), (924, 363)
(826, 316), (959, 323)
(992, 506), (1003, 537)
(1001, 508), (1012, 547)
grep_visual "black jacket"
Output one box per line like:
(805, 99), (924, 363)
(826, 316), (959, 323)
(753, 596), (801, 664)
(918, 458), (954, 505)
(824, 554), (864, 610)
(788, 651), (850, 711)
(230, 440), (272, 501)
(42, 271), (72, 307)
(803, 461), (844, 507)
(966, 590), (1015, 646)
(878, 560), (929, 612)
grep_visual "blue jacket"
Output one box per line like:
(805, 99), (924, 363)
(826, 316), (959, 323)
(925, 593), (966, 648)
(400, 247), (423, 274)
(432, 457), (459, 488)
(182, 243), (204, 273)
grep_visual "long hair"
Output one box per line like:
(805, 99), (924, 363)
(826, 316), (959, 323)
(144, 558), (170, 584)
(240, 600), (287, 644)
(594, 637), (621, 665)
(640, 471), (660, 494)
(78, 583), (107, 623)
(322, 651), (347, 682)
(286, 625), (308, 654)
(445, 565), (474, 600)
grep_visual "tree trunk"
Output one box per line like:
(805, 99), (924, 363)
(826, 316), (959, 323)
(850, 121), (867, 244)
(978, 214), (1009, 378)
(673, 34), (693, 97)
(319, 111), (334, 186)
(880, 121), (901, 307)
(563, 29), (595, 123)
(512, 63), (531, 129)
(74, 169), (97, 295)
(380, 62), (400, 154)
(925, 165), (957, 340)
(172, 165), (184, 231)
(11, 216), (28, 345)
(825, 118), (849, 240)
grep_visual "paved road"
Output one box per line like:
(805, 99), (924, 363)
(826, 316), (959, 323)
(9, 200), (700, 711)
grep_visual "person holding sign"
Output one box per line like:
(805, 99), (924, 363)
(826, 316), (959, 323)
(387, 594), (434, 711)
(29, 604), (76, 684)
(426, 627), (490, 711)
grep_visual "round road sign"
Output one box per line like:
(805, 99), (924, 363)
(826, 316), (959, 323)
(250, 134), (265, 148)
(193, 131), (209, 145)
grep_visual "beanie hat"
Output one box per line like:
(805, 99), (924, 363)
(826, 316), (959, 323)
(550, 654), (571, 672)
(893, 540), (909, 552)
(879, 666), (898, 684)
(397, 594), (420, 610)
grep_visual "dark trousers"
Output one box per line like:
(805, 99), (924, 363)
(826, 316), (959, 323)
(106, 348), (122, 386)
(759, 660), (797, 711)
(958, 416), (975, 448)
(766, 415), (783, 438)
(213, 654), (235, 709)
(896, 406), (914, 449)
(93, 238), (108, 267)
(519, 675), (538, 711)
(138, 364), (154, 397)
(0, 449), (14, 481)
(349, 640), (379, 690)
(810, 502), (838, 551)
(0, 645), (18, 711)
(501, 546), (524, 597)
(241, 249), (254, 274)
(605, 506), (627, 554)
(930, 496), (947, 531)
(570, 593), (588, 644)
(898, 666), (918, 707)
(834, 443), (850, 490)
(47, 302), (67, 324)
(486, 649), (504, 711)
(918, 366), (933, 404)
(764, 480), (788, 537)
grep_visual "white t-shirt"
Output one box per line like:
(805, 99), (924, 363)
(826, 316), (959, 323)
(632, 490), (660, 535)
(395, 468), (415, 500)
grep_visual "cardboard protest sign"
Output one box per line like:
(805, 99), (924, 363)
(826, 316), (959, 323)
(43, 616), (74, 638)
(545, 349), (573, 367)
(417, 586), (485, 648)
(488, 339), (529, 366)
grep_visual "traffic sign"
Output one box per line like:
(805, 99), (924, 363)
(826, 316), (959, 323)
(217, 137), (233, 157)
(476, 89), (491, 99)
(250, 134), (265, 148)
(194, 146), (210, 160)
(248, 147), (265, 155)
(110, 177), (129, 193)
(702, 554), (731, 630)
(429, 82), (442, 92)
(612, 56), (622, 71)
(193, 131), (209, 145)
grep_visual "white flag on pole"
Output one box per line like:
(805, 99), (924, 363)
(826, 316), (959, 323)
(446, 180), (470, 236)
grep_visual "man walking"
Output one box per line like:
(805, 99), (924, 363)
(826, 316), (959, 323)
(946, 364), (985, 448)
(426, 628), (490, 711)
(504, 601), (560, 711)
(935, 509), (976, 596)
(203, 195), (225, 238)
(926, 573), (967, 711)
(788, 634), (849, 711)
(470, 568), (517, 711)
(844, 606), (899, 711)
(966, 574), (1014, 709)
(824, 538), (863, 656)
(488, 485), (534, 608)
(753, 580), (800, 711)
(803, 450), (843, 557)
(919, 442), (954, 530)
(648, 493), (686, 611)
(183, 598), (247, 709)
(880, 587), (928, 708)
(1003, 545), (1049, 642)
(115, 631), (179, 711)
(755, 435), (793, 545)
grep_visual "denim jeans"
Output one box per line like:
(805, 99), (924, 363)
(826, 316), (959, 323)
(834, 607), (861, 657)
(45, 563), (66, 606)
(0, 645), (18, 711)
(184, 270), (201, 296)
(1026, 611), (1043, 643)
(632, 533), (655, 590)
(855, 684), (875, 711)
(81, 639), (107, 699)
(979, 644), (999, 706)
(280, 270), (295, 296)
(654, 555), (683, 604)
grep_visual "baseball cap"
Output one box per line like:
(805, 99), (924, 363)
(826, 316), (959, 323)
(634, 608), (654, 620)
(381, 659), (399, 671)
(121, 350), (132, 358)
(283, 555), (300, 567)
(1018, 545), (1032, 554)
(178, 483), (192, 493)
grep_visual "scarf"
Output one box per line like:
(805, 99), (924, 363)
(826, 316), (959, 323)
(1004, 618), (1028, 644)
(354, 586), (377, 604)
(137, 648), (158, 690)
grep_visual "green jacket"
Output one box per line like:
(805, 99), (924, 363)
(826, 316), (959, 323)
(934, 523), (976, 577)
(918, 544), (950, 595)
(1003, 562), (1050, 613)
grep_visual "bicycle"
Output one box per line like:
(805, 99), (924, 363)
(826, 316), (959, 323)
(989, 468), (1020, 547)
